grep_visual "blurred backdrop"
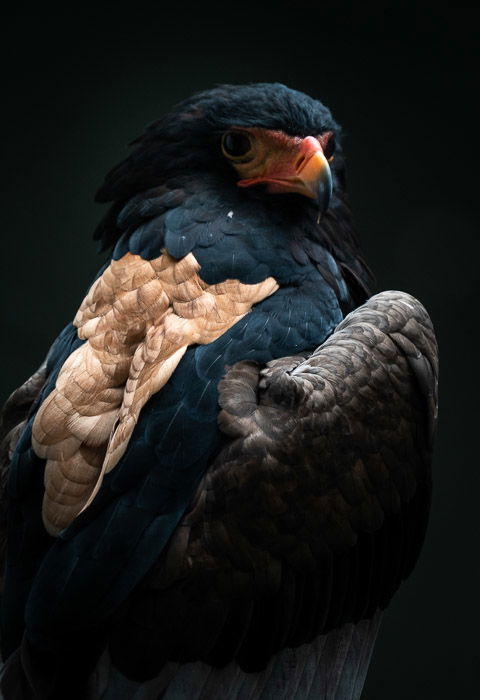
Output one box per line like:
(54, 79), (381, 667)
(1, 5), (478, 698)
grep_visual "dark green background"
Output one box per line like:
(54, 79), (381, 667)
(1, 5), (478, 698)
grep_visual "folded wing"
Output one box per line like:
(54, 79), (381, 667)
(107, 291), (437, 686)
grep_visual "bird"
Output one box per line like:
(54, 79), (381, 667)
(0, 83), (438, 699)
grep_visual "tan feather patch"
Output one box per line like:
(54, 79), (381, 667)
(32, 251), (279, 535)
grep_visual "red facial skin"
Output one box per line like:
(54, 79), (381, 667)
(224, 127), (333, 200)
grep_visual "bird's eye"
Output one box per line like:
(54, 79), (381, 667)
(221, 131), (253, 160)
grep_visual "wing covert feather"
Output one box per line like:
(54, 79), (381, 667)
(30, 251), (278, 535)
(108, 290), (437, 679)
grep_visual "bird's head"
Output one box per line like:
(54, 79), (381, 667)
(96, 83), (344, 221)
(221, 127), (333, 213)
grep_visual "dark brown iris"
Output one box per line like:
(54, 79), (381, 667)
(221, 131), (253, 160)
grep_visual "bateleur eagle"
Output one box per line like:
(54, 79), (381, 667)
(0, 83), (438, 700)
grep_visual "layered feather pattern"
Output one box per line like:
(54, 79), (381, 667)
(0, 84), (436, 700)
(32, 250), (277, 534)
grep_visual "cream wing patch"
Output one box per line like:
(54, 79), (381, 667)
(32, 251), (279, 536)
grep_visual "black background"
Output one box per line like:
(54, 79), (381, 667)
(1, 5), (478, 698)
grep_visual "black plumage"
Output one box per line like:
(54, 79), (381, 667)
(0, 83), (437, 700)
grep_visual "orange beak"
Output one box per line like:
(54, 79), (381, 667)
(236, 131), (333, 213)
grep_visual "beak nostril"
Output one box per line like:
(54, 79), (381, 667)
(296, 154), (306, 171)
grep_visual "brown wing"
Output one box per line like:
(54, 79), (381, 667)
(106, 290), (438, 680)
(30, 251), (278, 535)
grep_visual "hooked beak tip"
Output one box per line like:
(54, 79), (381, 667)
(315, 162), (333, 215)
(294, 148), (333, 212)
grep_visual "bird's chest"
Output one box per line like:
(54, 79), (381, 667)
(191, 229), (343, 365)
(39, 205), (345, 500)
